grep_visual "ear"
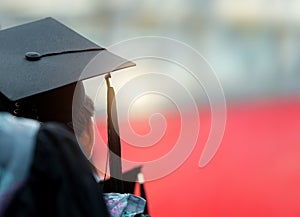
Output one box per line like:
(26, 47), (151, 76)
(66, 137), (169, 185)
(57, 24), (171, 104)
(81, 117), (95, 159)
(87, 117), (95, 147)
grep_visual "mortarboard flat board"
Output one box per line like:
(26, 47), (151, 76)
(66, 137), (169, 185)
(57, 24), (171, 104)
(0, 17), (135, 121)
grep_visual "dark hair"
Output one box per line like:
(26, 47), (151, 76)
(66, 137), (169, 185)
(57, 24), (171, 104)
(0, 81), (95, 135)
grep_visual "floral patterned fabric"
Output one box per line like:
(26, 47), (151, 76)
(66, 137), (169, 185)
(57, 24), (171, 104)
(103, 193), (146, 217)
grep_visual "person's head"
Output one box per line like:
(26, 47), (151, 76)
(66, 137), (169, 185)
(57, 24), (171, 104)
(0, 17), (134, 158)
(0, 81), (96, 159)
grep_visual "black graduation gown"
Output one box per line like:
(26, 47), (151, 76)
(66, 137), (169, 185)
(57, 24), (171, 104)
(3, 122), (109, 217)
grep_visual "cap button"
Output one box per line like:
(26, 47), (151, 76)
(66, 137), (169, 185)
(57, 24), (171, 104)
(25, 52), (41, 61)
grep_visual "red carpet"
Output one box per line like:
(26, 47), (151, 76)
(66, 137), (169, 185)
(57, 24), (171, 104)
(94, 99), (300, 217)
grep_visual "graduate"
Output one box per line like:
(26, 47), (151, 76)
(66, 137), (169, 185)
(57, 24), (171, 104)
(0, 17), (149, 217)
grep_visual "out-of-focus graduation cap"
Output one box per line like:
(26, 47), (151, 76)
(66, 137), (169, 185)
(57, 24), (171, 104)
(0, 17), (134, 122)
(100, 166), (149, 214)
(101, 166), (142, 194)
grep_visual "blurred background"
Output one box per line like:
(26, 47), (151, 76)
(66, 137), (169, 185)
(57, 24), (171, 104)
(1, 0), (300, 101)
(1, 1), (300, 216)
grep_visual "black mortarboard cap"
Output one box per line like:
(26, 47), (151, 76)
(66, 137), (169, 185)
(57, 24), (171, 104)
(0, 17), (135, 122)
